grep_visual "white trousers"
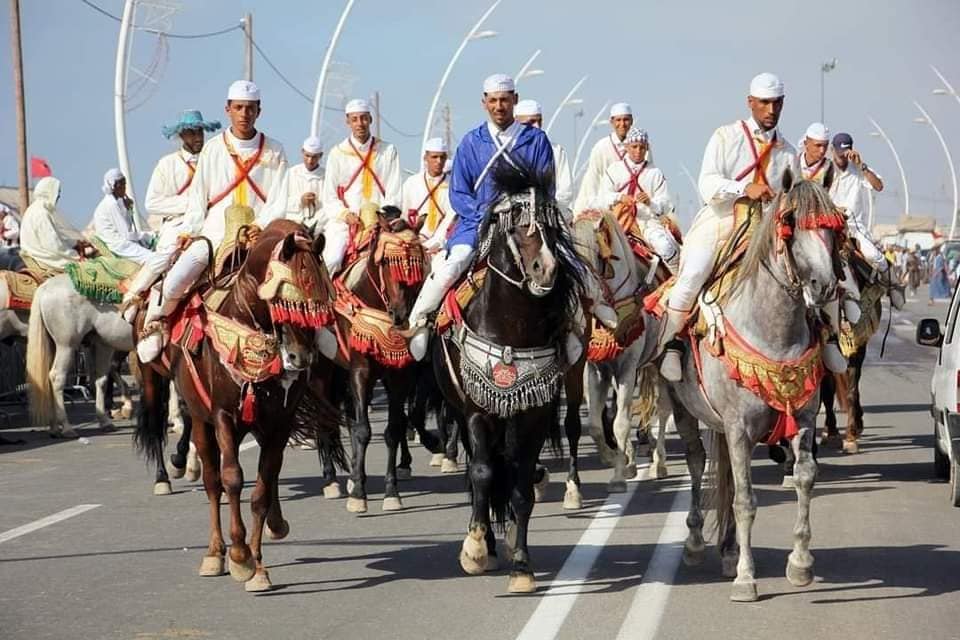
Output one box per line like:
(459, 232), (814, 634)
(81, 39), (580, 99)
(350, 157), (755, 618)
(667, 207), (734, 311)
(144, 240), (210, 320)
(408, 243), (475, 327)
(850, 227), (887, 270)
(640, 217), (680, 266)
(322, 220), (350, 273)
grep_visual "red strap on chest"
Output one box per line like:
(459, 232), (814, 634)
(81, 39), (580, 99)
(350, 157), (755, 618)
(175, 156), (197, 196)
(207, 133), (267, 209)
(734, 121), (777, 185)
(619, 160), (647, 196)
(408, 173), (447, 226)
(337, 138), (386, 209)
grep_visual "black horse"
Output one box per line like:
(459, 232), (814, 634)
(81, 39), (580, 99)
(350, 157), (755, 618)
(431, 166), (585, 594)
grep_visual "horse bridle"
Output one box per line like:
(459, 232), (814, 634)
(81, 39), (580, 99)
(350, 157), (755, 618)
(364, 228), (424, 310)
(484, 192), (558, 295)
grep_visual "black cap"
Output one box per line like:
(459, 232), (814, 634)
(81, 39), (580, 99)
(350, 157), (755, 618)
(832, 132), (854, 150)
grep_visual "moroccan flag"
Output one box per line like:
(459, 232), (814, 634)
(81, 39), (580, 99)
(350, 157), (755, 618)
(30, 156), (52, 178)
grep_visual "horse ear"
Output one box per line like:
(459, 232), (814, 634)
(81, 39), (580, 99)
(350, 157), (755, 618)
(312, 232), (325, 256)
(781, 167), (794, 192)
(280, 233), (298, 261)
(822, 163), (835, 190)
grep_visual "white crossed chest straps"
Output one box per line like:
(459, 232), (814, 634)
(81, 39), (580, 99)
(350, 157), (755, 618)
(473, 129), (521, 192)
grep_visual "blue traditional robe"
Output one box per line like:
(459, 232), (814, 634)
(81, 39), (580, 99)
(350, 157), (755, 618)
(447, 121), (555, 250)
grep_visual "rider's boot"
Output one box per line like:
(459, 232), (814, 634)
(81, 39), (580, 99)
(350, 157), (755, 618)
(656, 306), (688, 382)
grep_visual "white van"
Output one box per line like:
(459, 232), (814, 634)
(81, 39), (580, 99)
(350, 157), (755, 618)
(916, 294), (960, 507)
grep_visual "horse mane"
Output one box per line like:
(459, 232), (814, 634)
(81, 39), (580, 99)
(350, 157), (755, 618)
(736, 179), (836, 288)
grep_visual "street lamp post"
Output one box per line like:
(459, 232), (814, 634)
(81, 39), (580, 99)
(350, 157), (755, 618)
(820, 58), (837, 123)
(545, 75), (587, 135)
(421, 0), (501, 157)
(310, 0), (356, 138)
(914, 101), (959, 239)
(931, 64), (960, 108)
(572, 101), (610, 178)
(113, 0), (138, 225)
(868, 116), (909, 218)
(514, 49), (544, 87)
(679, 163), (704, 207)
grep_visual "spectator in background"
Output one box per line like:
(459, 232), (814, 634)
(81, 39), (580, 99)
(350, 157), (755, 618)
(0, 204), (19, 248)
(928, 243), (951, 305)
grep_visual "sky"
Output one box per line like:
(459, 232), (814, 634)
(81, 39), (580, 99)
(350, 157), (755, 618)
(2, 0), (960, 230)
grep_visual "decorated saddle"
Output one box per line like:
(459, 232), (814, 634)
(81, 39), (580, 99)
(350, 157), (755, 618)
(64, 237), (140, 304)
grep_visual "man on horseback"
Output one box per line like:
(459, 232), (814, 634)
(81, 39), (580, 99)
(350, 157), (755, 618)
(654, 73), (848, 381)
(320, 98), (402, 275)
(402, 137), (454, 271)
(404, 73), (617, 361)
(137, 80), (288, 364)
(515, 99), (574, 215)
(573, 102), (634, 214)
(20, 177), (91, 276)
(588, 125), (680, 272)
(282, 136), (325, 226)
(93, 169), (165, 274)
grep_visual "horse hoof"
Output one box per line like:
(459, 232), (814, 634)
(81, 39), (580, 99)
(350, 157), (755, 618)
(396, 467), (412, 480)
(323, 482), (344, 499)
(654, 463), (669, 480)
(110, 408), (123, 420)
(198, 555), (225, 577)
(185, 463), (201, 483)
(346, 497), (368, 513)
(624, 462), (638, 480)
(244, 571), (272, 592)
(682, 546), (705, 567)
(382, 497), (404, 511)
(533, 485), (547, 503)
(429, 453), (444, 467)
(607, 479), (628, 494)
(485, 554), (500, 572)
(781, 475), (795, 489)
(441, 458), (459, 474)
(100, 422), (117, 433)
(730, 580), (759, 602)
(228, 555), (256, 582)
(508, 572), (537, 594)
(562, 481), (583, 510)
(61, 427), (79, 439)
(786, 559), (814, 587)
(820, 433), (842, 449)
(168, 460), (186, 480)
(153, 481), (172, 496)
(265, 519), (290, 541)
(721, 555), (738, 578)
(842, 440), (860, 454)
(459, 527), (488, 576)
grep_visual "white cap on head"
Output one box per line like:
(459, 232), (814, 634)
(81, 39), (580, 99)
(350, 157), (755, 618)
(102, 167), (125, 195)
(345, 98), (371, 114)
(227, 80), (261, 101)
(515, 99), (542, 117)
(749, 72), (784, 99)
(482, 73), (515, 94)
(624, 126), (648, 145)
(302, 135), (323, 154)
(423, 137), (448, 154)
(804, 122), (829, 142)
(610, 103), (632, 118)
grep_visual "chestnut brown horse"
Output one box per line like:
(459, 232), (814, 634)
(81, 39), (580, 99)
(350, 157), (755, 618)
(134, 219), (338, 593)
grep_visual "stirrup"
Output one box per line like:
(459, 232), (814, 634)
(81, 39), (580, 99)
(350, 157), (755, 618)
(660, 342), (684, 382)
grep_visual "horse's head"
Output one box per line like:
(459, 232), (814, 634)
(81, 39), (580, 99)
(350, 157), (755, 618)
(248, 220), (333, 371)
(768, 167), (845, 306)
(367, 205), (426, 326)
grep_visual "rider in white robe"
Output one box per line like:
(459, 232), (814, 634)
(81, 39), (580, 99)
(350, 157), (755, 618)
(20, 177), (86, 273)
(573, 102), (634, 215)
(402, 137), (454, 271)
(93, 169), (164, 273)
(283, 135), (325, 226)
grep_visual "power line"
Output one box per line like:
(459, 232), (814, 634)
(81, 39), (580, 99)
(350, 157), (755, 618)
(79, 0), (241, 39)
(249, 36), (313, 103)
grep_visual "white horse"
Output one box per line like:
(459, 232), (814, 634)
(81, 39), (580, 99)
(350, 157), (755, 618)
(26, 274), (133, 437)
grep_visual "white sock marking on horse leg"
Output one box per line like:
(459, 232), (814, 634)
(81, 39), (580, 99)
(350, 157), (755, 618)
(514, 466), (646, 640)
(615, 482), (691, 640)
(0, 504), (101, 544)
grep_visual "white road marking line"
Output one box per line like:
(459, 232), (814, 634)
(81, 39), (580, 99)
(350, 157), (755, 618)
(0, 504), (101, 544)
(615, 483), (691, 640)
(515, 466), (646, 640)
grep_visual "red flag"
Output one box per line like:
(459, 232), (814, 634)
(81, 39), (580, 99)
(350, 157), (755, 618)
(30, 156), (52, 178)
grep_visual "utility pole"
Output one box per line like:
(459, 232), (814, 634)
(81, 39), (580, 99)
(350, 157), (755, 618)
(242, 13), (253, 81)
(372, 91), (381, 140)
(9, 0), (28, 212)
(442, 103), (453, 151)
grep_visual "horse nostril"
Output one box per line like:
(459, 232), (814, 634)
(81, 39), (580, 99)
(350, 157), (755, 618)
(532, 259), (542, 273)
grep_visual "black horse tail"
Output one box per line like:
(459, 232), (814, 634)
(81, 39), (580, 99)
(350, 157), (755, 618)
(133, 365), (170, 472)
(545, 402), (564, 459)
(295, 384), (350, 473)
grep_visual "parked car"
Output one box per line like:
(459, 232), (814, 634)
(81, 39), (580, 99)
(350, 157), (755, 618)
(916, 296), (960, 506)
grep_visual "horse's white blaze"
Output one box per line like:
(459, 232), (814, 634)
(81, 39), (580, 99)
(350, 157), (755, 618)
(0, 504), (101, 544)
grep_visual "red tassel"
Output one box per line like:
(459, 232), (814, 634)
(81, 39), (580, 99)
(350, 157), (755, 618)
(241, 385), (257, 423)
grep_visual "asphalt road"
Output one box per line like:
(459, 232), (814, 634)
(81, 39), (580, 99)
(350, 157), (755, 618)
(1, 295), (959, 640)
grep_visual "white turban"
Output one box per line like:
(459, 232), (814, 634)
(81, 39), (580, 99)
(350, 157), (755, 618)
(515, 99), (542, 117)
(482, 73), (515, 94)
(345, 98), (371, 114)
(227, 80), (261, 101)
(804, 122), (829, 142)
(610, 103), (632, 118)
(302, 136), (323, 154)
(423, 137), (448, 154)
(102, 168), (125, 195)
(624, 126), (648, 145)
(749, 72), (784, 99)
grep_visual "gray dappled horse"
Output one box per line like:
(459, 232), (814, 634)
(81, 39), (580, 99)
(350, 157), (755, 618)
(666, 169), (844, 602)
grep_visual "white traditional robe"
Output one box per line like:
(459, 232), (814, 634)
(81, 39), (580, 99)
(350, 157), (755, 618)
(553, 143), (573, 214)
(320, 135), (402, 223)
(1, 214), (19, 248)
(799, 152), (832, 187)
(573, 132), (628, 214)
(92, 194), (158, 265)
(668, 117), (798, 310)
(591, 158), (672, 216)
(283, 162), (324, 225)
(20, 177), (82, 272)
(182, 129), (287, 247)
(831, 162), (884, 267)
(401, 170), (453, 252)
(144, 149), (197, 223)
